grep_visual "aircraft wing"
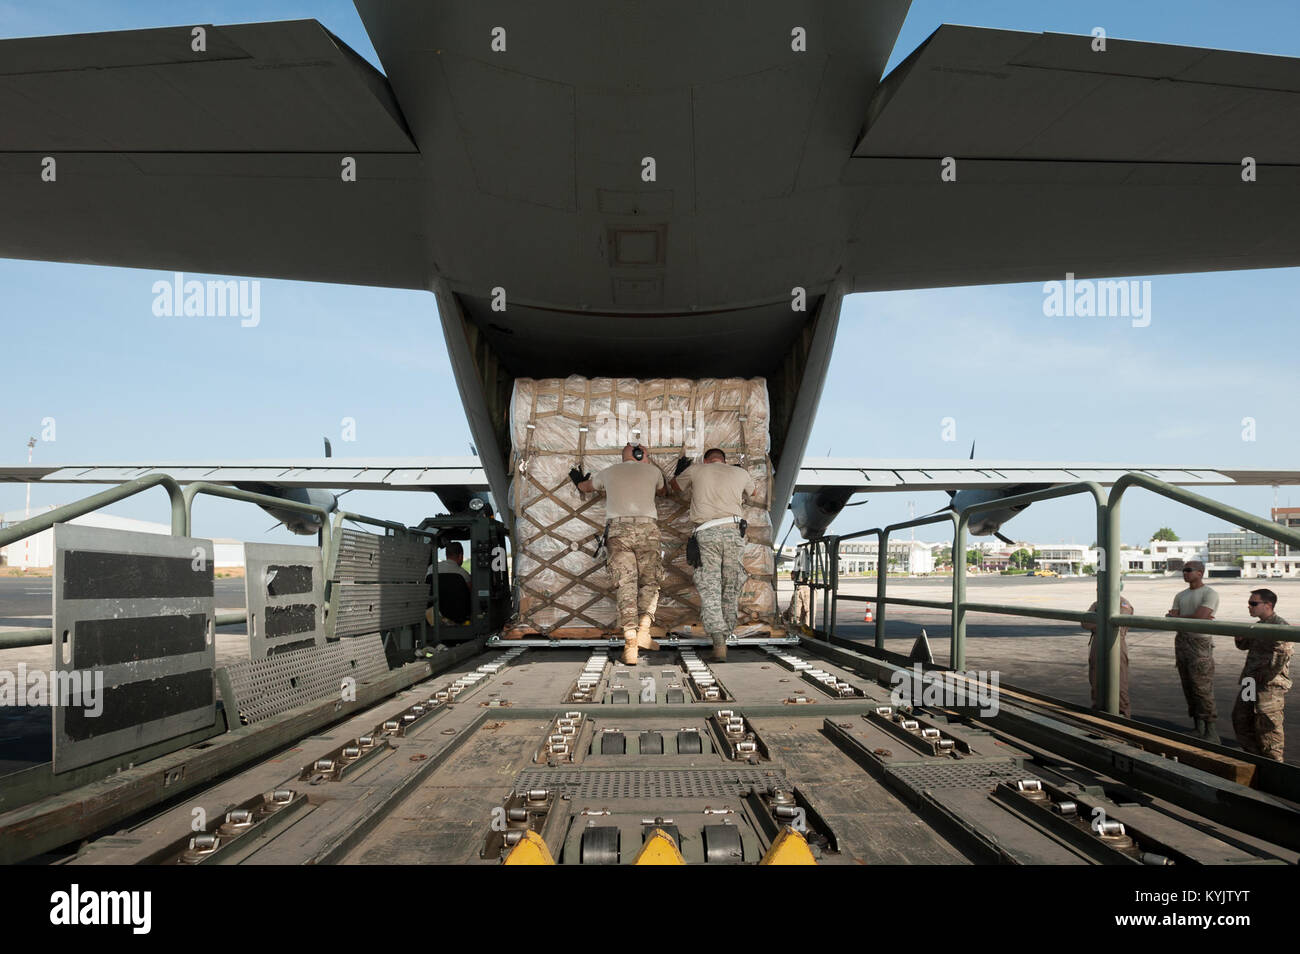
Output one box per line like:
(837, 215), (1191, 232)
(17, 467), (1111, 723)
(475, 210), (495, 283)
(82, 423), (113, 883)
(0, 20), (429, 288)
(846, 26), (1300, 290)
(794, 460), (1300, 493)
(0, 459), (488, 492)
(5, 457), (1296, 494)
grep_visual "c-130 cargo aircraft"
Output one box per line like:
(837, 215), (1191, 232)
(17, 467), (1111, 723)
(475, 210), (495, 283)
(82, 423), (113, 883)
(5, 0), (1300, 873)
(2, 0), (1299, 540)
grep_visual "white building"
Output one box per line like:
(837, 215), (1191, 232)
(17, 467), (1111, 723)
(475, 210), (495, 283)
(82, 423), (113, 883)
(837, 539), (937, 575)
(1021, 538), (1208, 575)
(1146, 539), (1207, 570)
(0, 507), (244, 569)
(981, 550), (1014, 571)
(1120, 548), (1150, 572)
(1113, 540), (1208, 574)
(1035, 544), (1096, 575)
(1241, 554), (1300, 579)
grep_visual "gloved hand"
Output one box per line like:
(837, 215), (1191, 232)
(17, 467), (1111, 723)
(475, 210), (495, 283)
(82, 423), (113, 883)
(569, 467), (590, 490)
(673, 455), (692, 476)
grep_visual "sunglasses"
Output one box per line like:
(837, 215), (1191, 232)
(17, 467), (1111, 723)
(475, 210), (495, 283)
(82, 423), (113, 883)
(1248, 600), (1265, 606)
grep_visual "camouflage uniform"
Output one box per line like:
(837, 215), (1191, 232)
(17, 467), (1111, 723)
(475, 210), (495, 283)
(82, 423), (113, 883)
(1175, 633), (1217, 723)
(606, 518), (663, 632)
(1231, 614), (1291, 761)
(695, 522), (744, 640)
(788, 582), (811, 627)
(1087, 596), (1133, 718)
(1171, 586), (1220, 725)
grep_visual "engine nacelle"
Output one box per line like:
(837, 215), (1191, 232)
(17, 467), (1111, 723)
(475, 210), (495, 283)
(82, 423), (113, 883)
(236, 484), (338, 535)
(790, 487), (856, 541)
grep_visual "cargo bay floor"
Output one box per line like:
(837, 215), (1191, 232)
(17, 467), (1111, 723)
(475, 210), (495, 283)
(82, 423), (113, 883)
(48, 638), (1300, 866)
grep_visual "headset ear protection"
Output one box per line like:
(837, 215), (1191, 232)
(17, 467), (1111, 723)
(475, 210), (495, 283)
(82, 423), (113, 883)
(632, 445), (644, 461)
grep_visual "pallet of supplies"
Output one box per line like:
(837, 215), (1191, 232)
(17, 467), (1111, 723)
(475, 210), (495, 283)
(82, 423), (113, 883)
(506, 376), (777, 637)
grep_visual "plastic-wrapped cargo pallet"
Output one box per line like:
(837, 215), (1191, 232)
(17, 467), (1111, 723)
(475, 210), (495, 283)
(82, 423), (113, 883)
(508, 376), (777, 637)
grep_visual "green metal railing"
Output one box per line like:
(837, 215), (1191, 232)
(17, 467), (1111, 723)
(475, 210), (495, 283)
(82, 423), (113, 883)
(183, 481), (333, 554)
(0, 475), (186, 649)
(822, 511), (957, 646)
(338, 511), (411, 535)
(0, 474), (185, 549)
(1095, 472), (1300, 712)
(798, 474), (1300, 715)
(0, 476), (425, 651)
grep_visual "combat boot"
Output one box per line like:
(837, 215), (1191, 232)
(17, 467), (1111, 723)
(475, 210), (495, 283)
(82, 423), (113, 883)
(621, 628), (639, 665)
(707, 634), (727, 662)
(635, 614), (659, 651)
(1201, 720), (1221, 745)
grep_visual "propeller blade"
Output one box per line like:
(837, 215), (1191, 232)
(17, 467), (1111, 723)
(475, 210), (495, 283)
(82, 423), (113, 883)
(995, 531), (1016, 546)
(776, 521), (796, 554)
(323, 437), (333, 458)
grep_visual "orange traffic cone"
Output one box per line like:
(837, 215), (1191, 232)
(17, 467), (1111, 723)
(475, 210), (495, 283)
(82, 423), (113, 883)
(864, 605), (874, 623)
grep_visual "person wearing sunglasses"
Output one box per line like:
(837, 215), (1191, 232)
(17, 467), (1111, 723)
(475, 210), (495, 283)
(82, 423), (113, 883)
(1231, 588), (1292, 761)
(1165, 560), (1221, 742)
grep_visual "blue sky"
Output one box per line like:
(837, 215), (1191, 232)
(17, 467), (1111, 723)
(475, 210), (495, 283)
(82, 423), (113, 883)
(2, 1), (1298, 549)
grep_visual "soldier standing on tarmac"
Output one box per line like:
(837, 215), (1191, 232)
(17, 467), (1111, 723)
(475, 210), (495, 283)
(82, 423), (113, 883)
(571, 443), (667, 665)
(1081, 582), (1134, 718)
(784, 549), (812, 628)
(1166, 560), (1221, 742)
(1232, 588), (1292, 761)
(671, 448), (757, 661)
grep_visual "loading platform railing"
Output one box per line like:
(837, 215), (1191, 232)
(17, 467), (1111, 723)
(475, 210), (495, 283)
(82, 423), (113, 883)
(0, 476), (423, 651)
(797, 473), (1300, 715)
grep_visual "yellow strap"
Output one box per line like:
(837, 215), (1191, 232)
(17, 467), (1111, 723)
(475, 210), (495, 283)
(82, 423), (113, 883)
(577, 377), (592, 465)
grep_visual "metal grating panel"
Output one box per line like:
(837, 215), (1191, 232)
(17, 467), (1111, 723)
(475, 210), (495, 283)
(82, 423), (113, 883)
(332, 582), (427, 637)
(332, 529), (430, 583)
(221, 634), (389, 725)
(244, 542), (325, 658)
(512, 768), (789, 800)
(52, 524), (216, 773)
(887, 759), (1028, 791)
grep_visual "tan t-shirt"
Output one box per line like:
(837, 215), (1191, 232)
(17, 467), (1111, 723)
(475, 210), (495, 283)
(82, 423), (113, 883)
(1171, 585), (1219, 638)
(591, 460), (665, 519)
(676, 461), (755, 524)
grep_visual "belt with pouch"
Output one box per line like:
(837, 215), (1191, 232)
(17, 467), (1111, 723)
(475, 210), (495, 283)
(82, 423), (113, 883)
(687, 516), (747, 568)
